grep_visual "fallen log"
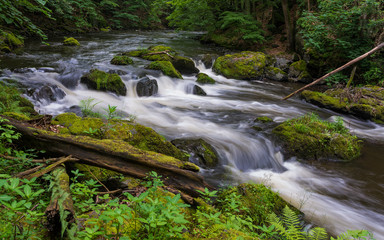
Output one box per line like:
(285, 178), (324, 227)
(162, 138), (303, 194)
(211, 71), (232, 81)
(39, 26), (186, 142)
(4, 117), (212, 197)
(45, 165), (75, 237)
(283, 42), (384, 100)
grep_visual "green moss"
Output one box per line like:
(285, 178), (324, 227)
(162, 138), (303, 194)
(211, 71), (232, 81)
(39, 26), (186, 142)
(124, 45), (176, 61)
(273, 113), (361, 161)
(123, 49), (147, 57)
(255, 116), (273, 123)
(171, 56), (198, 74)
(196, 73), (215, 84)
(122, 176), (142, 189)
(146, 61), (183, 79)
(52, 113), (104, 135)
(110, 55), (133, 65)
(290, 60), (307, 72)
(63, 37), (80, 46)
(301, 90), (348, 112)
(3, 112), (30, 121)
(213, 51), (267, 80)
(74, 163), (122, 182)
(80, 69), (127, 96)
(0, 82), (38, 116)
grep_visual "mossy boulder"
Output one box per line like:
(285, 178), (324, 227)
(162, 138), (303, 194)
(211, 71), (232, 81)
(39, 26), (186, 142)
(146, 61), (182, 79)
(63, 37), (80, 46)
(273, 113), (361, 161)
(288, 60), (312, 83)
(265, 66), (288, 81)
(213, 51), (268, 80)
(52, 113), (189, 162)
(171, 138), (219, 168)
(0, 31), (23, 53)
(301, 87), (384, 123)
(0, 81), (38, 117)
(254, 116), (273, 123)
(80, 69), (127, 96)
(196, 73), (215, 84)
(110, 55), (133, 65)
(171, 56), (199, 75)
(124, 45), (177, 61)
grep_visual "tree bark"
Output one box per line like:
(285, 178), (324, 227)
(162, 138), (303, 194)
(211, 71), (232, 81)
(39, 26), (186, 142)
(282, 0), (295, 50)
(3, 117), (212, 197)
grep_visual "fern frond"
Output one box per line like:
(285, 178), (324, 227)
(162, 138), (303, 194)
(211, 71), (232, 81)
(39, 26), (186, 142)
(282, 205), (301, 229)
(308, 227), (328, 240)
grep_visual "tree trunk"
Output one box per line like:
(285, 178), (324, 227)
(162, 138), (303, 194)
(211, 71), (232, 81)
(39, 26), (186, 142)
(282, 0), (295, 50)
(3, 117), (212, 197)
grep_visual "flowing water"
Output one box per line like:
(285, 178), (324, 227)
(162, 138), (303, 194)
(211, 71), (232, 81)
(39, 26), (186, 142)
(1, 31), (384, 237)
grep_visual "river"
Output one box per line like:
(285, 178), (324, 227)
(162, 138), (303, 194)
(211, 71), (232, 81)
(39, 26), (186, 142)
(1, 31), (383, 238)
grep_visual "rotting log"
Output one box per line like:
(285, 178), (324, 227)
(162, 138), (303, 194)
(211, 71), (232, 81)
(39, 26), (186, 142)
(3, 117), (212, 197)
(45, 165), (75, 235)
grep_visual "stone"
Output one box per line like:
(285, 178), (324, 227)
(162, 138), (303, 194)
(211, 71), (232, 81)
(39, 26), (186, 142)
(288, 60), (312, 83)
(136, 77), (158, 97)
(196, 73), (215, 84)
(146, 61), (182, 79)
(171, 56), (199, 75)
(80, 69), (127, 96)
(192, 85), (206, 96)
(63, 37), (80, 46)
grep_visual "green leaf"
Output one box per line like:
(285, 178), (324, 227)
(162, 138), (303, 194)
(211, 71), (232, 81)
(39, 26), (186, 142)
(0, 194), (13, 201)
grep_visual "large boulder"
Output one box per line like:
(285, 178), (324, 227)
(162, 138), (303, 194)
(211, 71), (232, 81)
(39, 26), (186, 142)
(288, 60), (312, 83)
(171, 138), (219, 168)
(145, 61), (182, 79)
(136, 77), (158, 97)
(213, 51), (269, 80)
(273, 113), (361, 161)
(80, 69), (127, 96)
(171, 56), (199, 75)
(301, 86), (384, 124)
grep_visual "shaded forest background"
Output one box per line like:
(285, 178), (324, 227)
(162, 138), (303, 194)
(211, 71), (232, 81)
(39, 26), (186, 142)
(1, 0), (384, 85)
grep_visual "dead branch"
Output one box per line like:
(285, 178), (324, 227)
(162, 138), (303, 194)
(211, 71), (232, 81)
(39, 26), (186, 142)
(283, 42), (384, 100)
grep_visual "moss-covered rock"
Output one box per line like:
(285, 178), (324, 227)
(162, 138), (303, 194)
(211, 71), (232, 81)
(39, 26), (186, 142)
(2, 112), (30, 121)
(146, 61), (182, 79)
(0, 81), (38, 116)
(254, 116), (273, 123)
(80, 69), (127, 96)
(171, 56), (199, 75)
(201, 54), (218, 69)
(301, 87), (384, 123)
(171, 138), (219, 168)
(265, 66), (288, 81)
(196, 73), (215, 84)
(288, 60), (312, 83)
(212, 51), (268, 80)
(0, 31), (24, 53)
(52, 113), (189, 162)
(273, 113), (361, 161)
(63, 37), (80, 46)
(124, 45), (177, 62)
(110, 55), (133, 65)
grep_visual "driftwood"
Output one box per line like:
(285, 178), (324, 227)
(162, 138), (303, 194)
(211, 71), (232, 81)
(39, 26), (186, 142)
(24, 156), (78, 180)
(144, 50), (174, 59)
(283, 42), (384, 100)
(45, 165), (75, 235)
(4, 117), (212, 197)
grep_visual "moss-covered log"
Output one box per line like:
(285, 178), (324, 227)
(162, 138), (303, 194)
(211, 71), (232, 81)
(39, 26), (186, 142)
(45, 165), (75, 235)
(4, 117), (211, 197)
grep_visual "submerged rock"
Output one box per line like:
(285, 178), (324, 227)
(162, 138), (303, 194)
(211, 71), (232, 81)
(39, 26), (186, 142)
(196, 73), (215, 84)
(273, 113), (361, 161)
(171, 56), (199, 75)
(171, 138), (219, 168)
(146, 61), (182, 79)
(201, 54), (218, 69)
(80, 69), (127, 96)
(136, 77), (158, 97)
(301, 87), (384, 124)
(30, 85), (66, 104)
(192, 85), (206, 96)
(63, 37), (80, 46)
(213, 51), (269, 80)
